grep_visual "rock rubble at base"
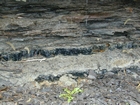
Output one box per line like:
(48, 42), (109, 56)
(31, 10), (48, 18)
(0, 67), (140, 105)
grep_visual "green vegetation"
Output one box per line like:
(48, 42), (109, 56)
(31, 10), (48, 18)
(59, 88), (83, 103)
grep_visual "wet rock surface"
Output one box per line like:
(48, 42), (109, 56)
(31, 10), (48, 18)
(0, 0), (140, 105)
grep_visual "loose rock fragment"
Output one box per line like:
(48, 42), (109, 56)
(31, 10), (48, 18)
(59, 74), (77, 87)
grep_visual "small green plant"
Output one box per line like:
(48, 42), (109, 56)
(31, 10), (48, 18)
(126, 102), (130, 105)
(59, 87), (83, 103)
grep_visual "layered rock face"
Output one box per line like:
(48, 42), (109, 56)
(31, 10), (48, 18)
(0, 0), (140, 85)
(0, 0), (140, 60)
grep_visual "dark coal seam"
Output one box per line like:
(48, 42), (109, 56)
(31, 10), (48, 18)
(35, 66), (140, 83)
(0, 42), (139, 61)
(0, 47), (93, 61)
(35, 71), (89, 83)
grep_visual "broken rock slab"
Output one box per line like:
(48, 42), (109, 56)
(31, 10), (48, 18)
(59, 74), (77, 87)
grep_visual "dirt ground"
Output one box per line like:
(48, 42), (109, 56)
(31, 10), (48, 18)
(0, 67), (140, 105)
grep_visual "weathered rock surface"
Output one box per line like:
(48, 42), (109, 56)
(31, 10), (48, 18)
(0, 1), (140, 105)
(0, 0), (140, 61)
(0, 0), (140, 85)
(0, 49), (140, 85)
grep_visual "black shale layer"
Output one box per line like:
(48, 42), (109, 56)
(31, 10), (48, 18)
(0, 41), (139, 61)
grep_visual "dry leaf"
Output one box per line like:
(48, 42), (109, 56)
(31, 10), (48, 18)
(124, 19), (131, 25)
(6, 42), (16, 51)
(26, 98), (31, 102)
(0, 86), (9, 91)
(136, 83), (140, 92)
(24, 46), (30, 54)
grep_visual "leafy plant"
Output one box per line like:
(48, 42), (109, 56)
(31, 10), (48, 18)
(59, 87), (83, 103)
(125, 102), (130, 105)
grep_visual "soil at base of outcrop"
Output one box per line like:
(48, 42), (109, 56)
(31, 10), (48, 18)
(0, 67), (140, 105)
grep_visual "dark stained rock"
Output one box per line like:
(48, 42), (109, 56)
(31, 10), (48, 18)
(0, 41), (139, 61)
(35, 74), (60, 82)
